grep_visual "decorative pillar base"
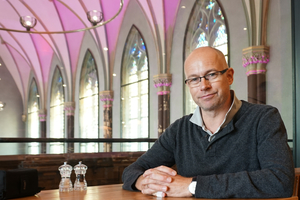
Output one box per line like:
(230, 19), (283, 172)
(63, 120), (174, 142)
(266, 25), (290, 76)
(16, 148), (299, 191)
(100, 91), (113, 152)
(243, 46), (269, 104)
(153, 74), (172, 137)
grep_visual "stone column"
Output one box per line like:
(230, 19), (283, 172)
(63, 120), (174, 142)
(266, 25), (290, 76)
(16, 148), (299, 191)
(153, 74), (172, 137)
(242, 46), (269, 104)
(38, 109), (47, 154)
(64, 102), (75, 153)
(100, 91), (113, 152)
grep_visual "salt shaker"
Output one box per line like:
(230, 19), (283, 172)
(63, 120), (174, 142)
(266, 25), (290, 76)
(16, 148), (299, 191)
(58, 161), (73, 192)
(73, 161), (87, 191)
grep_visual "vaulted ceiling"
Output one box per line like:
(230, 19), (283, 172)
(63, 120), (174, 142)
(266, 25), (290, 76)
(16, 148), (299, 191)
(0, 0), (182, 104)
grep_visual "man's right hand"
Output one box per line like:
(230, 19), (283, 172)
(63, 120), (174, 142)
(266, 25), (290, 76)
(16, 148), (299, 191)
(135, 166), (177, 197)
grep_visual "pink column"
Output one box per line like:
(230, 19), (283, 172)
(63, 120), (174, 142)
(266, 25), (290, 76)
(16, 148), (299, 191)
(100, 91), (114, 152)
(153, 74), (172, 137)
(39, 109), (47, 154)
(243, 46), (270, 104)
(64, 102), (75, 153)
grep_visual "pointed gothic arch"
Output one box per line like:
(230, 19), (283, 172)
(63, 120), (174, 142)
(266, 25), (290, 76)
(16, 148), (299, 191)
(184, 0), (229, 115)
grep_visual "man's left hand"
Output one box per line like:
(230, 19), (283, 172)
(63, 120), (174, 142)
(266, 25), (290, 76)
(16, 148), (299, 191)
(142, 166), (193, 197)
(164, 174), (193, 197)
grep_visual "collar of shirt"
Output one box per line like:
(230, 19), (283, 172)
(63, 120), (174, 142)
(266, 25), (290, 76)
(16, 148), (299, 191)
(189, 90), (242, 141)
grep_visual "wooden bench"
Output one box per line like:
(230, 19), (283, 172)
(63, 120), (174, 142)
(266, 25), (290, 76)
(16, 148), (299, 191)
(0, 152), (144, 190)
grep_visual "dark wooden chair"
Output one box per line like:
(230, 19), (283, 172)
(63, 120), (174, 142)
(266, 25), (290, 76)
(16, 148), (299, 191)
(293, 168), (300, 200)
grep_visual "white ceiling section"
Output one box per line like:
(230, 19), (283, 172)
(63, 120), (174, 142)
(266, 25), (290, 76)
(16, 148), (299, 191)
(0, 0), (182, 109)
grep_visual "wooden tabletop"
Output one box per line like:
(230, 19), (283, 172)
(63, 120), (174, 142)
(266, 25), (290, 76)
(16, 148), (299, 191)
(10, 184), (298, 200)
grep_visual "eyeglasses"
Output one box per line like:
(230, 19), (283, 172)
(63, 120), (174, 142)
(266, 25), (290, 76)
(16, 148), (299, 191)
(185, 68), (228, 87)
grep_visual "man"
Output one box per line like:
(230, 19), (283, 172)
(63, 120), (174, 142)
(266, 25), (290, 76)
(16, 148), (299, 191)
(122, 47), (294, 198)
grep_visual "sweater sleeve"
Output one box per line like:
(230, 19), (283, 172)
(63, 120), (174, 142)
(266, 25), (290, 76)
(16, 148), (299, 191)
(122, 123), (177, 191)
(194, 106), (295, 198)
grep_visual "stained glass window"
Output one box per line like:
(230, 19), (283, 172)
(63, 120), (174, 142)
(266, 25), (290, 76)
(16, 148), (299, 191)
(79, 50), (99, 153)
(184, 0), (228, 114)
(121, 26), (149, 151)
(49, 67), (65, 153)
(27, 79), (40, 154)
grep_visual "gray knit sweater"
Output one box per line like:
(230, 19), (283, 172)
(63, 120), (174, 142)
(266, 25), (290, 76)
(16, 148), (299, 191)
(122, 101), (295, 198)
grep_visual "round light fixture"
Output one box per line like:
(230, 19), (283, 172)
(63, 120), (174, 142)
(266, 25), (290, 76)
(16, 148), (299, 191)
(20, 16), (37, 31)
(87, 10), (103, 26)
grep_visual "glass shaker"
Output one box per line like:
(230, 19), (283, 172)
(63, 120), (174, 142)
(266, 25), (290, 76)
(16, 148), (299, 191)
(73, 161), (88, 191)
(58, 161), (73, 192)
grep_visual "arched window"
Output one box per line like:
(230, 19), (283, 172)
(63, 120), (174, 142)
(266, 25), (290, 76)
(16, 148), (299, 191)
(121, 26), (149, 151)
(79, 50), (99, 152)
(27, 79), (40, 154)
(49, 66), (65, 153)
(184, 0), (228, 114)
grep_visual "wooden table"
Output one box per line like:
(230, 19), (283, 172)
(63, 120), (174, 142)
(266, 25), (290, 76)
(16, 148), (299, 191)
(10, 184), (298, 200)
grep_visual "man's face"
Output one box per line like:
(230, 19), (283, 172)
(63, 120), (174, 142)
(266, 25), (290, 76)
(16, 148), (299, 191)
(184, 48), (234, 112)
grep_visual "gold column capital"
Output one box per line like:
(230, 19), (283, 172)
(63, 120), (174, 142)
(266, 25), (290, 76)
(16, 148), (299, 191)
(100, 90), (114, 108)
(64, 102), (75, 116)
(153, 74), (172, 95)
(99, 90), (114, 100)
(242, 45), (270, 76)
(38, 109), (47, 121)
(22, 114), (27, 122)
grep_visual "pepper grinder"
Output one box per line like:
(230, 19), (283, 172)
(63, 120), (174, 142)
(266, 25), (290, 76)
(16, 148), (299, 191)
(58, 161), (73, 192)
(73, 161), (88, 191)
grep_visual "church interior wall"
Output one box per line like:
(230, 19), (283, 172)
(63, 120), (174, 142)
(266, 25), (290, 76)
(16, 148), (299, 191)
(0, 0), (294, 150)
